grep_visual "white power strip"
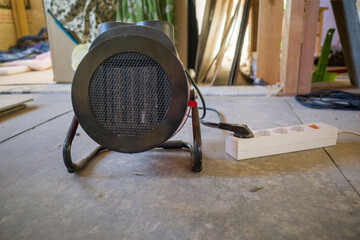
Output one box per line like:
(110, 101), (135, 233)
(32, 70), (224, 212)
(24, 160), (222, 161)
(226, 122), (338, 160)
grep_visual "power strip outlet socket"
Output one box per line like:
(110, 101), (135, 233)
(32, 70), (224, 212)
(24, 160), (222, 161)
(226, 122), (338, 160)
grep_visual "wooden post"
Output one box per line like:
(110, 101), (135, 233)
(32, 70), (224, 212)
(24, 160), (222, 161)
(256, 0), (284, 85)
(175, 0), (188, 67)
(279, 0), (305, 95)
(250, 0), (259, 52)
(196, 0), (230, 83)
(11, 0), (29, 39)
(315, 7), (328, 57)
(297, 0), (320, 94)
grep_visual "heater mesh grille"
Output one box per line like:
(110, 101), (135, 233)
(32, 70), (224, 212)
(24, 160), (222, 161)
(88, 52), (172, 136)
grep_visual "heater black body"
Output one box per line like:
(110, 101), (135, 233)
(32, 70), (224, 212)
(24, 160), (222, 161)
(63, 21), (202, 173)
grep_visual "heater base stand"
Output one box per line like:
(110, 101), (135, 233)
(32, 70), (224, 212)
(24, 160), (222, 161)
(63, 101), (202, 173)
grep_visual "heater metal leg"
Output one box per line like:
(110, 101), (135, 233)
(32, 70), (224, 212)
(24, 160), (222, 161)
(158, 140), (200, 172)
(191, 102), (203, 172)
(63, 116), (106, 173)
(157, 100), (202, 172)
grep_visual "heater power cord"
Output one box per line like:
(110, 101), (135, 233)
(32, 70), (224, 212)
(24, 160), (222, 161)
(185, 69), (254, 138)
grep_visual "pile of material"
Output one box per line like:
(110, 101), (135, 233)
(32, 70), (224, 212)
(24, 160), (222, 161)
(0, 28), (52, 76)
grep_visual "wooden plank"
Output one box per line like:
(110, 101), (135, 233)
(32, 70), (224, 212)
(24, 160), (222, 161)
(227, 0), (251, 85)
(194, 0), (216, 82)
(175, 0), (188, 67)
(222, 0), (235, 40)
(210, 1), (241, 85)
(250, 0), (259, 52)
(279, 0), (305, 95)
(197, 0), (230, 83)
(0, 97), (33, 112)
(10, 0), (29, 38)
(315, 7), (328, 57)
(256, 0), (283, 85)
(10, 0), (21, 39)
(206, 0), (235, 84)
(297, 0), (320, 94)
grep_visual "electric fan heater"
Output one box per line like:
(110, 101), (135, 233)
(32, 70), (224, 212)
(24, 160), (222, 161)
(63, 21), (202, 173)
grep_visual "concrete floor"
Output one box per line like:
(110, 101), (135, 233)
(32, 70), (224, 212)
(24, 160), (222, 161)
(0, 86), (360, 239)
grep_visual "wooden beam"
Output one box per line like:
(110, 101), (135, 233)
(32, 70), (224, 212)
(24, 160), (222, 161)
(175, 0), (188, 67)
(297, 0), (320, 94)
(256, 0), (284, 85)
(11, 0), (29, 39)
(279, 0), (305, 95)
(197, 0), (230, 83)
(10, 0), (21, 39)
(315, 7), (328, 57)
(250, 0), (259, 52)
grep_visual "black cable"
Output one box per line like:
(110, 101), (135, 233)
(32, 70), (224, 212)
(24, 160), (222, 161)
(185, 68), (254, 138)
(199, 107), (223, 128)
(295, 89), (360, 110)
(199, 107), (222, 121)
(185, 68), (220, 124)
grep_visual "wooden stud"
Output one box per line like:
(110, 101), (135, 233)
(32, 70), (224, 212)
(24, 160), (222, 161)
(297, 0), (320, 94)
(279, 0), (305, 95)
(197, 0), (230, 83)
(10, 0), (21, 39)
(256, 0), (284, 85)
(207, 0), (234, 84)
(195, 0), (216, 82)
(175, 0), (188, 67)
(315, 7), (328, 57)
(250, 0), (259, 52)
(210, 1), (241, 85)
(11, 0), (29, 39)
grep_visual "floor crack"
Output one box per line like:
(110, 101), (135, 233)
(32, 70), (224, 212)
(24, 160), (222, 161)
(323, 148), (360, 197)
(285, 98), (360, 197)
(0, 110), (72, 144)
(284, 98), (304, 124)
